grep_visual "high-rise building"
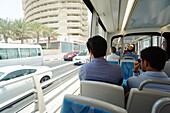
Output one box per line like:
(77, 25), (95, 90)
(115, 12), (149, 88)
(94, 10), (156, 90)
(22, 0), (88, 41)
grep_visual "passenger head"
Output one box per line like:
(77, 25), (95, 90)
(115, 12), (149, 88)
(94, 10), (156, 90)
(110, 46), (116, 54)
(140, 47), (168, 71)
(87, 35), (107, 58)
(127, 46), (133, 52)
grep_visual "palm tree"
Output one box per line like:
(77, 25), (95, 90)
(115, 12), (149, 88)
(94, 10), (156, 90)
(0, 19), (12, 43)
(12, 19), (30, 44)
(43, 27), (60, 49)
(29, 22), (45, 45)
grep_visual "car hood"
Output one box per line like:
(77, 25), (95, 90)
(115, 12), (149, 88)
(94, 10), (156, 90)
(74, 56), (89, 59)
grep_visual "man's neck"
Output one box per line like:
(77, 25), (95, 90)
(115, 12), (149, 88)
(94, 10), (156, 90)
(93, 56), (104, 59)
(146, 67), (162, 72)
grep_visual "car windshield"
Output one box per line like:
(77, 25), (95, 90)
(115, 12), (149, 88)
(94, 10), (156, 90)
(78, 52), (87, 56)
(0, 72), (5, 77)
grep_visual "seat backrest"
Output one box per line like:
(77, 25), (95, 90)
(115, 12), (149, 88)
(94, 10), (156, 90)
(126, 79), (170, 113)
(80, 81), (125, 108)
(151, 97), (170, 113)
(107, 59), (119, 65)
(120, 59), (135, 80)
(61, 94), (127, 113)
(163, 61), (170, 77)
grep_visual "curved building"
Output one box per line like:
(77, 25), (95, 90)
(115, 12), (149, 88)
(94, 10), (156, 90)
(22, 0), (88, 41)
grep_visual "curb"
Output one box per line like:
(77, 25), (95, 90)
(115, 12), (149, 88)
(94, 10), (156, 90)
(44, 58), (63, 61)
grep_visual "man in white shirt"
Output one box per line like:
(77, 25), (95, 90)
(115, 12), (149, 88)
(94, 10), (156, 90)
(107, 46), (120, 61)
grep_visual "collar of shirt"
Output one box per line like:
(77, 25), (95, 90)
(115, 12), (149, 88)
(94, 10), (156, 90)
(92, 58), (107, 62)
(142, 71), (168, 77)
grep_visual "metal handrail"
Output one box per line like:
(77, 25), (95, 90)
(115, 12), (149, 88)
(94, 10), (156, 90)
(0, 89), (35, 111)
(151, 97), (170, 113)
(138, 79), (170, 91)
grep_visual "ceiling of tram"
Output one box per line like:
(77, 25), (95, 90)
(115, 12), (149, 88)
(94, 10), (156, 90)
(90, 0), (126, 32)
(87, 0), (170, 46)
(89, 0), (170, 33)
(126, 0), (170, 30)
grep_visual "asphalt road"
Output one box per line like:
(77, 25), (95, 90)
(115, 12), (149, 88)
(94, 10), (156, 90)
(43, 60), (80, 78)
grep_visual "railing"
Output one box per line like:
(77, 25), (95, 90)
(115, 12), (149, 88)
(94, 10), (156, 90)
(0, 61), (81, 113)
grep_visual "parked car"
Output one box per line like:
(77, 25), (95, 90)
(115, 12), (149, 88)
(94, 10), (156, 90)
(73, 51), (90, 65)
(0, 65), (52, 105)
(63, 51), (79, 61)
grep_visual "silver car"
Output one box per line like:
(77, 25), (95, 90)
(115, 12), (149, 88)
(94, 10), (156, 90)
(0, 65), (52, 105)
(73, 51), (90, 65)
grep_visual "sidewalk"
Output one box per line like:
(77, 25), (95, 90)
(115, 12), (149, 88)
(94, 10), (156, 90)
(43, 49), (66, 61)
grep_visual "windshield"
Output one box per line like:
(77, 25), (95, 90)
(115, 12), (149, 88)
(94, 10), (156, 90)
(0, 72), (5, 77)
(78, 52), (87, 56)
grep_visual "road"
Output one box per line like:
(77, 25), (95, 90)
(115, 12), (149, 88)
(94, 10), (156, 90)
(1, 59), (81, 113)
(43, 60), (80, 78)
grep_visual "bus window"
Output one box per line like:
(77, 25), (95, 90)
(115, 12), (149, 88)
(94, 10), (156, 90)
(0, 48), (8, 59)
(30, 48), (37, 57)
(153, 36), (157, 46)
(20, 48), (30, 57)
(37, 48), (41, 56)
(7, 48), (19, 59)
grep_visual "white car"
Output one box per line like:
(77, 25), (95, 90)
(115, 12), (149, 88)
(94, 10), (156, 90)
(0, 65), (52, 105)
(73, 51), (90, 65)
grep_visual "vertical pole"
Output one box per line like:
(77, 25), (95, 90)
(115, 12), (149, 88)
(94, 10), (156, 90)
(91, 10), (98, 37)
(150, 35), (153, 47)
(120, 36), (124, 58)
(33, 76), (46, 113)
(160, 32), (163, 48)
(157, 36), (159, 47)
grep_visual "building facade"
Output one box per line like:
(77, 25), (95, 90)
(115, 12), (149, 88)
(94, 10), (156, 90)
(22, 0), (88, 41)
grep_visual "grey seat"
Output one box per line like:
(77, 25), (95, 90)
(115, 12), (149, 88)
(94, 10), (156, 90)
(80, 81), (125, 108)
(151, 97), (170, 113)
(163, 61), (170, 77)
(126, 79), (170, 113)
(61, 94), (127, 113)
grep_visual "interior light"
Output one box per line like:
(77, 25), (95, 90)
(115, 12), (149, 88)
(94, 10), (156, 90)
(121, 0), (135, 31)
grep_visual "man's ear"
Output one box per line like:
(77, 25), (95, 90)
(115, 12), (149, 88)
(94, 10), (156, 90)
(144, 60), (149, 67)
(89, 50), (93, 55)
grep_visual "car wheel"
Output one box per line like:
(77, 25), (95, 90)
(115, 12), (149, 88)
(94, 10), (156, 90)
(40, 76), (50, 83)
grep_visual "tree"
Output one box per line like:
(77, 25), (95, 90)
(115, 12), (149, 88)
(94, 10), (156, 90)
(29, 22), (45, 45)
(0, 19), (12, 43)
(43, 27), (60, 49)
(12, 19), (30, 44)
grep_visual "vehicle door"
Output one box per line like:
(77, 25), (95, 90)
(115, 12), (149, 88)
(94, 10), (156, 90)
(0, 69), (32, 104)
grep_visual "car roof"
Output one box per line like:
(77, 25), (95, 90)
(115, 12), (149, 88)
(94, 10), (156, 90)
(0, 65), (49, 73)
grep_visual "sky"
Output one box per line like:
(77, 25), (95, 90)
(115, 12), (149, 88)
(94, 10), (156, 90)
(0, 0), (24, 20)
(0, 0), (91, 21)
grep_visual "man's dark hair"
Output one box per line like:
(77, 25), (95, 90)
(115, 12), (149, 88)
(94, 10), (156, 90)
(111, 46), (116, 53)
(141, 46), (168, 70)
(86, 35), (107, 58)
